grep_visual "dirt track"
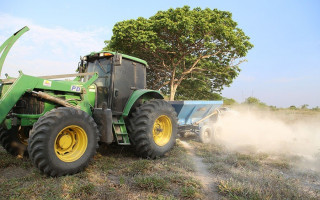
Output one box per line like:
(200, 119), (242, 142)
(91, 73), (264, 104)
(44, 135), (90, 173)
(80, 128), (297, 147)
(179, 140), (220, 199)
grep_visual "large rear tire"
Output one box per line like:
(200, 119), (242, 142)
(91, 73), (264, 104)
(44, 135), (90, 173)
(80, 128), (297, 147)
(28, 107), (99, 177)
(127, 99), (178, 159)
(0, 126), (28, 157)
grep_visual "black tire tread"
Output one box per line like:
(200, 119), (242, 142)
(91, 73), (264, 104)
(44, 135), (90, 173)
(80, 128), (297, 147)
(28, 107), (100, 176)
(128, 99), (177, 159)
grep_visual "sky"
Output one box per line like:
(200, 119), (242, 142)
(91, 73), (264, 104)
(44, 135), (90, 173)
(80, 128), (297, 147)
(0, 0), (319, 108)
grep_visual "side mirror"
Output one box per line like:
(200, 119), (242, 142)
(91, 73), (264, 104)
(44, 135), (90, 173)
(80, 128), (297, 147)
(114, 53), (122, 66)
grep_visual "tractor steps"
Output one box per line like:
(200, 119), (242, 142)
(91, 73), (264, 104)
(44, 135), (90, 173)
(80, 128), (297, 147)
(112, 116), (130, 145)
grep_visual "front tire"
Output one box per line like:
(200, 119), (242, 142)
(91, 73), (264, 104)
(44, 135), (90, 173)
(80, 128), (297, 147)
(128, 99), (178, 159)
(0, 126), (28, 157)
(28, 107), (99, 177)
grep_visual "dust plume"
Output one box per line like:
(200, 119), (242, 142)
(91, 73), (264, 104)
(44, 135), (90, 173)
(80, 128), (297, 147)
(212, 107), (320, 171)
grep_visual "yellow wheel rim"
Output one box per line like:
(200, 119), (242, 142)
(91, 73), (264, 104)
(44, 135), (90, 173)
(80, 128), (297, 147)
(54, 125), (88, 162)
(153, 115), (172, 146)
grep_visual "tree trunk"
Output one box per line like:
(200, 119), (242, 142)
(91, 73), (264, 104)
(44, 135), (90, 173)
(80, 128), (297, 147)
(169, 67), (177, 101)
(169, 84), (177, 101)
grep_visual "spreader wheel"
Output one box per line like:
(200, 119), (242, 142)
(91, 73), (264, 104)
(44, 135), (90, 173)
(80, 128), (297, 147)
(199, 125), (214, 143)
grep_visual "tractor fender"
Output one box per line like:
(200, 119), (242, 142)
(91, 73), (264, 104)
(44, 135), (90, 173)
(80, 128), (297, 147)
(122, 89), (163, 117)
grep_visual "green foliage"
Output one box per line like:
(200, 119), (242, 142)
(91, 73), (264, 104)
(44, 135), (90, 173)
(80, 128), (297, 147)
(244, 97), (260, 105)
(289, 105), (297, 110)
(243, 97), (267, 107)
(106, 6), (253, 100)
(223, 98), (237, 105)
(301, 104), (309, 109)
(175, 78), (223, 100)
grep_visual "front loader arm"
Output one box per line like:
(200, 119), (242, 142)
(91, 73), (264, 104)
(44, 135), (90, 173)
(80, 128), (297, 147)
(0, 26), (29, 77)
(0, 72), (38, 124)
(0, 72), (99, 125)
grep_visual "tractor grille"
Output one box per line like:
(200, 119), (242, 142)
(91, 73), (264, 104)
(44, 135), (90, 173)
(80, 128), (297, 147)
(13, 93), (45, 115)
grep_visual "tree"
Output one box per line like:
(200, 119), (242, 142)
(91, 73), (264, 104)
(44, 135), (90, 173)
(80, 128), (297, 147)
(289, 105), (297, 110)
(105, 6), (253, 100)
(243, 97), (267, 107)
(223, 98), (237, 105)
(175, 78), (223, 100)
(244, 97), (260, 105)
(301, 104), (309, 109)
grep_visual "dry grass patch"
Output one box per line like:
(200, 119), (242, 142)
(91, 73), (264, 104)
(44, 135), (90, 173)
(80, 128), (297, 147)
(192, 141), (320, 200)
(0, 142), (201, 200)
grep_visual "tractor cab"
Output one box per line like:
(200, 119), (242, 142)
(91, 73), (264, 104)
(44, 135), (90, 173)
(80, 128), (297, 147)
(80, 51), (147, 112)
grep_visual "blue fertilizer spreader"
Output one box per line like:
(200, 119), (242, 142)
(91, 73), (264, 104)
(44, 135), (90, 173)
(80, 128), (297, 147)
(168, 100), (223, 143)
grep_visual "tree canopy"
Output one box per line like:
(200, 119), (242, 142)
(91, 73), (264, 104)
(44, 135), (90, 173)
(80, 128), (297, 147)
(223, 98), (238, 105)
(105, 6), (253, 100)
(243, 97), (267, 107)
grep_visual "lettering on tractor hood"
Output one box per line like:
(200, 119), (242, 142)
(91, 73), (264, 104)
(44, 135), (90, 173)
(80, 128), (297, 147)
(71, 85), (81, 92)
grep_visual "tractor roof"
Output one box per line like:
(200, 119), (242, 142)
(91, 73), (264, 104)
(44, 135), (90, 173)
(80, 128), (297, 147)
(85, 51), (148, 66)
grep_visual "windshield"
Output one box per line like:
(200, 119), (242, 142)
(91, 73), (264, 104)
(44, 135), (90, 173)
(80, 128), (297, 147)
(85, 58), (112, 87)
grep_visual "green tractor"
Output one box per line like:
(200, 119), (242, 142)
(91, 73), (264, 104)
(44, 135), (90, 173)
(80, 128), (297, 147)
(0, 27), (177, 177)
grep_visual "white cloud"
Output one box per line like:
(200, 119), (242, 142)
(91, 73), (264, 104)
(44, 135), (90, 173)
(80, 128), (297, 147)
(0, 13), (110, 78)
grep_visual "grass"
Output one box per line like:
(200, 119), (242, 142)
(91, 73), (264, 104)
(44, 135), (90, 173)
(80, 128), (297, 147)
(1, 140), (319, 200)
(218, 179), (261, 200)
(217, 174), (314, 200)
(1, 108), (319, 200)
(0, 151), (32, 169)
(192, 141), (320, 200)
(181, 186), (198, 198)
(134, 175), (168, 192)
(0, 143), (200, 200)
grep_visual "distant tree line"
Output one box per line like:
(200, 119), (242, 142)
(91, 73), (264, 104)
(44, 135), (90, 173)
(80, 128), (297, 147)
(223, 96), (319, 111)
